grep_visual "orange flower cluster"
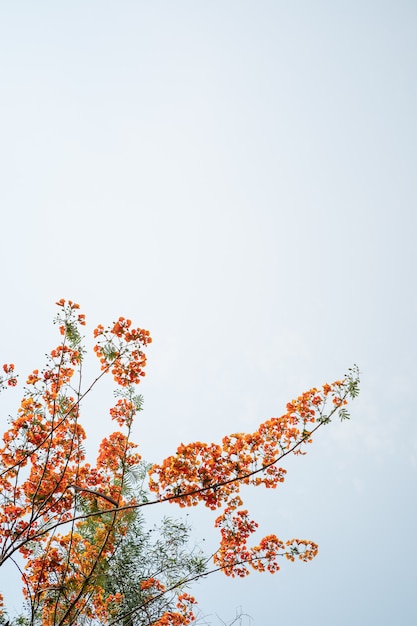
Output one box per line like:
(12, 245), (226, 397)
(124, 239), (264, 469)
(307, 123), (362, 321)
(1, 363), (17, 388)
(0, 299), (359, 625)
(149, 384), (345, 508)
(140, 577), (164, 591)
(133, 580), (197, 625)
(109, 398), (137, 428)
(96, 431), (142, 475)
(94, 317), (152, 386)
(152, 592), (197, 626)
(56, 298), (86, 325)
(149, 374), (357, 577)
(212, 507), (318, 577)
(0, 300), (156, 625)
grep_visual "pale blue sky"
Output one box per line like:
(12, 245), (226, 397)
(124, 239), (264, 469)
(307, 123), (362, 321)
(1, 1), (416, 624)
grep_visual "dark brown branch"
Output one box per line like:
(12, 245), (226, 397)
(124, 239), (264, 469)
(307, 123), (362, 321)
(69, 485), (119, 507)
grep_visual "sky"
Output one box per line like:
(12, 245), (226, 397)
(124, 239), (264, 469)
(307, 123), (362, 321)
(1, 1), (416, 624)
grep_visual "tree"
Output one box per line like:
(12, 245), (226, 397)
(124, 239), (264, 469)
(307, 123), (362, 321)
(0, 300), (360, 626)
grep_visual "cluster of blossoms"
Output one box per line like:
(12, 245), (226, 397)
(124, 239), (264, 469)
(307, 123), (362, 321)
(138, 580), (197, 626)
(93, 317), (152, 386)
(149, 369), (358, 577)
(1, 363), (17, 389)
(0, 300), (155, 625)
(153, 594), (197, 626)
(0, 299), (359, 625)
